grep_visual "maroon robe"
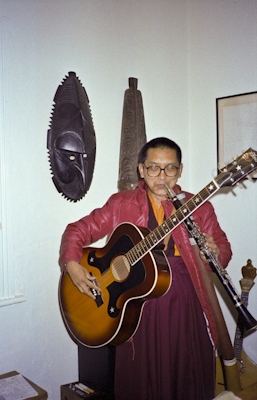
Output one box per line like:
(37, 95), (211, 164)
(114, 200), (215, 400)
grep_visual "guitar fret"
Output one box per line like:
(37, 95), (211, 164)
(127, 251), (134, 264)
(126, 252), (133, 265)
(144, 235), (152, 248)
(137, 240), (148, 255)
(139, 240), (148, 251)
(162, 221), (171, 236)
(177, 207), (189, 219)
(191, 193), (203, 206)
(156, 228), (164, 240)
(164, 219), (173, 230)
(129, 247), (139, 264)
(149, 231), (160, 245)
(128, 234), (152, 263)
(157, 225), (165, 237)
(170, 216), (178, 226)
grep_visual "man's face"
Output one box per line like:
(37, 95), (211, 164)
(138, 147), (183, 206)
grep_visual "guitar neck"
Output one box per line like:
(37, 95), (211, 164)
(126, 180), (220, 265)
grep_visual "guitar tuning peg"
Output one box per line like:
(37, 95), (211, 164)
(232, 154), (238, 162)
(218, 161), (227, 172)
(237, 182), (243, 189)
(247, 174), (254, 182)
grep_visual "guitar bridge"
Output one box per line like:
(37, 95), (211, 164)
(89, 273), (103, 308)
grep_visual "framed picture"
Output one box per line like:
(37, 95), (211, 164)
(216, 91), (257, 178)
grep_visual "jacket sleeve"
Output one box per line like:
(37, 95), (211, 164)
(59, 198), (114, 270)
(59, 184), (149, 270)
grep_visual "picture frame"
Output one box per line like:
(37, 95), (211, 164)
(216, 91), (257, 178)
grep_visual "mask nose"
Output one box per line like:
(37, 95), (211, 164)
(73, 153), (87, 191)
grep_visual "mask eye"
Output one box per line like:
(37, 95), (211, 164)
(83, 154), (87, 158)
(69, 155), (76, 161)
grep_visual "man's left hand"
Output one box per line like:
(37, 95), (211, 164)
(199, 233), (220, 263)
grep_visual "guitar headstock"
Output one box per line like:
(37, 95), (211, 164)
(215, 148), (257, 188)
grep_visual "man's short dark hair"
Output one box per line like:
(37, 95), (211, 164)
(138, 137), (182, 165)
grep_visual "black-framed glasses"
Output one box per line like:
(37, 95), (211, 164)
(143, 164), (180, 177)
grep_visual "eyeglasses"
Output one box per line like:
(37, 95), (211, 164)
(143, 164), (180, 177)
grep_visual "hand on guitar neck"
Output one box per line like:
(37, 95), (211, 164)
(66, 260), (101, 300)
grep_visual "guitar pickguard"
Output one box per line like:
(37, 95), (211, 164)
(87, 234), (146, 318)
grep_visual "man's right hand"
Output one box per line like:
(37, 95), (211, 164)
(66, 260), (101, 299)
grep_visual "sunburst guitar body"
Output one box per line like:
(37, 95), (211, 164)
(59, 223), (171, 348)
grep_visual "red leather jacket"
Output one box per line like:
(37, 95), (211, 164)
(60, 180), (232, 346)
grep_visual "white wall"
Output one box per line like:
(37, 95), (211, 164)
(187, 0), (257, 365)
(0, 1), (256, 399)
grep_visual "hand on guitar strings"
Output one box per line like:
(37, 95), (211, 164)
(199, 233), (220, 263)
(66, 260), (101, 299)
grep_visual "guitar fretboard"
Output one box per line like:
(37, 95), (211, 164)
(126, 180), (219, 266)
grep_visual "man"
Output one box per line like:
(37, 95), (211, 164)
(60, 137), (232, 400)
